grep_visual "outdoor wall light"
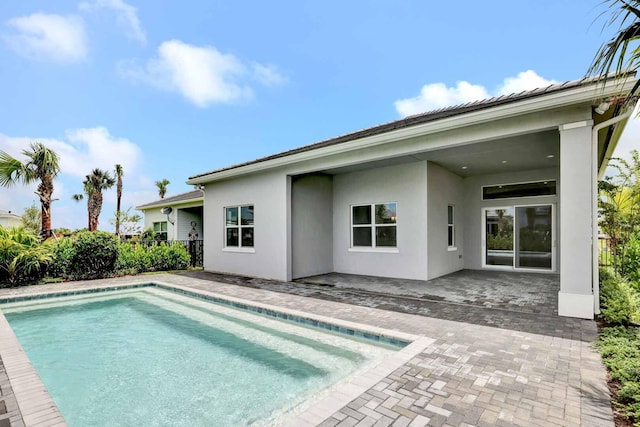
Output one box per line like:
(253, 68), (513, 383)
(595, 101), (611, 115)
(161, 206), (176, 225)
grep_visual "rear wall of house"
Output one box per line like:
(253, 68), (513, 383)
(427, 162), (465, 279)
(462, 167), (560, 270)
(291, 174), (334, 279)
(332, 161), (429, 280)
(203, 171), (290, 281)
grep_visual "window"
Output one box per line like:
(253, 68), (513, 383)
(351, 203), (397, 248)
(225, 205), (254, 248)
(153, 221), (167, 241)
(482, 180), (556, 200)
(447, 205), (455, 248)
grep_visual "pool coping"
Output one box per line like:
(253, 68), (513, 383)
(0, 280), (430, 427)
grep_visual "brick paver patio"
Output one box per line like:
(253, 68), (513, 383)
(0, 272), (612, 426)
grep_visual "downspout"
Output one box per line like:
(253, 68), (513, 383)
(591, 108), (633, 315)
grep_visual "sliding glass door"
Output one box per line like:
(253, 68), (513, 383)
(484, 204), (554, 271)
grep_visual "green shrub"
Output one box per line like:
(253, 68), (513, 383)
(68, 231), (119, 280)
(599, 266), (616, 284)
(621, 232), (640, 284)
(0, 226), (53, 285)
(600, 275), (640, 325)
(48, 237), (75, 278)
(146, 243), (190, 272)
(116, 242), (189, 274)
(597, 326), (640, 425)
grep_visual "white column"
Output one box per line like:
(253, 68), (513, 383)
(558, 120), (595, 318)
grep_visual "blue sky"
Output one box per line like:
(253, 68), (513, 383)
(0, 0), (638, 231)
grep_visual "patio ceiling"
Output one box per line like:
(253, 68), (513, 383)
(320, 129), (559, 177)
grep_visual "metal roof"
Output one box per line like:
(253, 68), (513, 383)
(135, 189), (203, 210)
(188, 76), (613, 181)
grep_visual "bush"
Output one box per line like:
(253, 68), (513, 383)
(48, 237), (75, 278)
(0, 226), (53, 286)
(67, 231), (119, 280)
(621, 232), (640, 284)
(597, 326), (640, 425)
(600, 275), (640, 325)
(146, 243), (190, 271)
(116, 242), (189, 274)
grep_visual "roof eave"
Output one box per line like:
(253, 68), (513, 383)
(187, 78), (637, 185)
(135, 196), (203, 211)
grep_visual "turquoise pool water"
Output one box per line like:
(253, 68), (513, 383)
(2, 289), (394, 426)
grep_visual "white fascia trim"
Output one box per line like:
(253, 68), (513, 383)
(188, 80), (636, 185)
(136, 197), (204, 211)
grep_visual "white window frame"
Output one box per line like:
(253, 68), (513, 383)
(447, 205), (456, 250)
(223, 205), (255, 252)
(153, 221), (168, 240)
(349, 202), (398, 252)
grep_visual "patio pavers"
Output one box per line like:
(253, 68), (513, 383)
(0, 272), (612, 426)
(296, 270), (559, 316)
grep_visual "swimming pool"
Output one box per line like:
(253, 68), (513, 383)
(1, 286), (400, 426)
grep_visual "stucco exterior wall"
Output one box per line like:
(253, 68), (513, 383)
(332, 162), (428, 280)
(203, 171), (289, 281)
(177, 208), (203, 240)
(142, 208), (177, 240)
(291, 174), (334, 279)
(427, 162), (465, 279)
(0, 216), (22, 228)
(462, 167), (560, 270)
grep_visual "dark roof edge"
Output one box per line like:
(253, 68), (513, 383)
(135, 189), (203, 210)
(188, 74), (635, 181)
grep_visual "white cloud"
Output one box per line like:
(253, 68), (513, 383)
(252, 63), (287, 86)
(119, 40), (287, 107)
(79, 0), (146, 45)
(3, 13), (87, 63)
(395, 70), (557, 117)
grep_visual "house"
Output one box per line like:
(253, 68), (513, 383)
(135, 189), (203, 241)
(0, 209), (22, 228)
(186, 76), (638, 319)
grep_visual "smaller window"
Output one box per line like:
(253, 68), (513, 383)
(447, 205), (455, 248)
(153, 221), (168, 241)
(351, 203), (397, 248)
(225, 205), (254, 248)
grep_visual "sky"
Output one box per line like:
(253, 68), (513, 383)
(0, 0), (639, 231)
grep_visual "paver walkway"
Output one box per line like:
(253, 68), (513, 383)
(0, 273), (612, 426)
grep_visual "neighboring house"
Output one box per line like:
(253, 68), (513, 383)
(186, 76), (638, 319)
(135, 190), (204, 241)
(0, 209), (22, 228)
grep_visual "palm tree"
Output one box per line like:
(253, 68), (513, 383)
(74, 169), (116, 231)
(115, 164), (123, 236)
(0, 142), (61, 239)
(589, 0), (640, 106)
(155, 178), (170, 199)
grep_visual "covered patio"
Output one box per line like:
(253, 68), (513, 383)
(295, 270), (560, 316)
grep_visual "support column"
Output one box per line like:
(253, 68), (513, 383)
(558, 120), (595, 318)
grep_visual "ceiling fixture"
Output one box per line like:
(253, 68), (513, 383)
(461, 166), (468, 170)
(546, 154), (555, 158)
(501, 160), (508, 164)
(595, 101), (611, 115)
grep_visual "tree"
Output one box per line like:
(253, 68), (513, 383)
(0, 142), (61, 239)
(21, 202), (41, 235)
(589, 0), (640, 107)
(155, 179), (170, 199)
(109, 207), (142, 236)
(599, 149), (640, 275)
(115, 164), (123, 236)
(73, 168), (116, 231)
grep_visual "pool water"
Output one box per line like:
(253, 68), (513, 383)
(2, 289), (395, 426)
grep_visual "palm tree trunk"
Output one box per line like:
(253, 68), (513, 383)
(37, 174), (54, 238)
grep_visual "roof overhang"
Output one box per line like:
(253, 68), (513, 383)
(135, 196), (203, 211)
(187, 77), (638, 185)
